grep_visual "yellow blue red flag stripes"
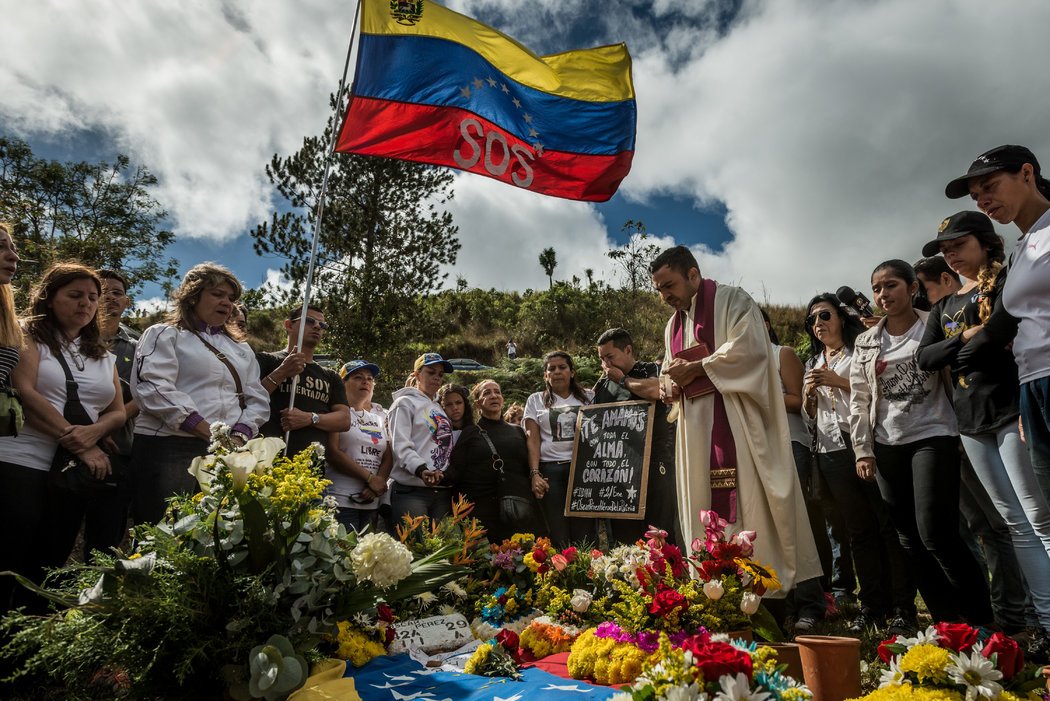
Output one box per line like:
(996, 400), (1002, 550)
(335, 0), (637, 202)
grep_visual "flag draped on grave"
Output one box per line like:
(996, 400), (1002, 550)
(335, 0), (637, 202)
(345, 653), (620, 701)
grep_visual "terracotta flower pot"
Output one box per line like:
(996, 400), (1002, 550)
(766, 642), (805, 683)
(794, 635), (861, 701)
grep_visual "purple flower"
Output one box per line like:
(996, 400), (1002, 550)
(491, 552), (516, 570)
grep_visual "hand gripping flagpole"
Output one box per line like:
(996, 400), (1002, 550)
(284, 0), (362, 448)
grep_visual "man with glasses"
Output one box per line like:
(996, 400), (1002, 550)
(257, 304), (350, 458)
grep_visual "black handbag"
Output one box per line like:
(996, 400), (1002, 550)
(48, 349), (126, 493)
(478, 427), (543, 527)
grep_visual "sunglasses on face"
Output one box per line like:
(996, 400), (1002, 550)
(293, 316), (330, 331)
(806, 310), (833, 326)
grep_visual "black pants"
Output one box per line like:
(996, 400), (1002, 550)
(609, 457), (678, 546)
(0, 462), (50, 615)
(874, 435), (994, 624)
(539, 461), (596, 548)
(132, 434), (207, 524)
(817, 447), (915, 617)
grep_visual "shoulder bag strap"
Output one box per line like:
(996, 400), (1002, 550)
(477, 427), (506, 477)
(193, 332), (247, 410)
(52, 345), (82, 405)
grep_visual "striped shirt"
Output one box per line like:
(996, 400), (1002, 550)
(0, 345), (18, 388)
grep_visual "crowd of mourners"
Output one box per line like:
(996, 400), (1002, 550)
(0, 143), (1049, 660)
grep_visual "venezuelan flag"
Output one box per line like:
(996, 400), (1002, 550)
(335, 0), (636, 202)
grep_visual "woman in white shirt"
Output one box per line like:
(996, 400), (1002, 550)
(945, 144), (1050, 506)
(802, 293), (914, 633)
(131, 263), (268, 524)
(524, 350), (594, 547)
(327, 360), (391, 533)
(850, 260), (992, 628)
(0, 264), (124, 614)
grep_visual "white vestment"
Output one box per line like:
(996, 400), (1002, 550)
(664, 283), (822, 596)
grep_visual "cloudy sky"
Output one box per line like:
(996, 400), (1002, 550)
(3, 0), (1048, 308)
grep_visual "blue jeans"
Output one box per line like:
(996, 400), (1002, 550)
(961, 423), (1050, 629)
(336, 507), (379, 533)
(1020, 376), (1050, 506)
(389, 483), (452, 526)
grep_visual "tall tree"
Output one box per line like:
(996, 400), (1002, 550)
(607, 219), (662, 294)
(538, 247), (557, 289)
(251, 93), (460, 363)
(0, 136), (177, 301)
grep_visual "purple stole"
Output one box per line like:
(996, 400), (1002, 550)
(670, 278), (738, 523)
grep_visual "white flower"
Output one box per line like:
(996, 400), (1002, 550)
(309, 440), (325, 460)
(208, 422), (233, 452)
(947, 649), (1003, 701)
(570, 588), (593, 613)
(739, 592), (761, 615)
(438, 604), (458, 616)
(224, 450), (261, 490)
(899, 626), (940, 648)
(703, 579), (725, 600)
(442, 581), (468, 599)
(665, 682), (705, 701)
(878, 657), (905, 688)
(715, 672), (771, 701)
(245, 436), (286, 468)
(187, 454), (218, 493)
(349, 533), (413, 588)
(414, 591), (438, 610)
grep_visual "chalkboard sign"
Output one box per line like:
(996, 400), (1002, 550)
(564, 400), (654, 519)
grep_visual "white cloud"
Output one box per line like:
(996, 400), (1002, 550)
(3, 0), (1049, 304)
(132, 296), (169, 316)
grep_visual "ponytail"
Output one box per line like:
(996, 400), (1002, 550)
(975, 261), (1003, 323)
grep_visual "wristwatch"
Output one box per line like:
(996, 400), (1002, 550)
(617, 375), (628, 387)
(310, 412), (320, 425)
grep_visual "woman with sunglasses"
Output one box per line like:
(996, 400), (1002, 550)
(946, 145), (1050, 504)
(850, 260), (993, 627)
(917, 212), (1050, 657)
(446, 380), (543, 541)
(327, 360), (391, 532)
(802, 294), (915, 633)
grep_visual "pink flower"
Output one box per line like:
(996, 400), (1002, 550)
(729, 531), (757, 557)
(551, 554), (568, 571)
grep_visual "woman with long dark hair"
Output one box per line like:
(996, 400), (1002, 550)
(850, 260), (992, 626)
(946, 145), (1050, 505)
(802, 293), (915, 633)
(524, 350), (594, 546)
(438, 383), (474, 444)
(917, 211), (1050, 656)
(0, 263), (125, 613)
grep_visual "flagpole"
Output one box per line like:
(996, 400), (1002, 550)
(284, 0), (362, 447)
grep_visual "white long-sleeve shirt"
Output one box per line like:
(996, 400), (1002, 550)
(131, 323), (268, 438)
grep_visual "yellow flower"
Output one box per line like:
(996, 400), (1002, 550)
(847, 684), (963, 701)
(464, 643), (493, 676)
(899, 644), (952, 684)
(333, 621), (386, 667)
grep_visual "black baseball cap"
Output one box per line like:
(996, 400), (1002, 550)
(921, 211), (996, 257)
(945, 145), (1041, 199)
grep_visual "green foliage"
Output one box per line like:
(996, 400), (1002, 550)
(538, 246), (557, 288)
(607, 220), (662, 293)
(251, 91), (460, 365)
(0, 135), (178, 304)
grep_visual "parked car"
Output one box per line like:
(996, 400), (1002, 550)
(446, 358), (492, 372)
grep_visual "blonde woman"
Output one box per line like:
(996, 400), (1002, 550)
(0, 222), (22, 425)
(131, 263), (268, 524)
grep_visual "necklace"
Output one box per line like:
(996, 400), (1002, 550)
(62, 338), (86, 371)
(821, 346), (847, 412)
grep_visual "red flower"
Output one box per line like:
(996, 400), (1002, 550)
(933, 622), (979, 652)
(681, 641), (753, 681)
(561, 547), (578, 562)
(532, 548), (547, 563)
(982, 632), (1024, 680)
(648, 588), (687, 617)
(877, 637), (900, 664)
(496, 629), (519, 651)
(537, 563), (550, 575)
(376, 604), (394, 622)
(591, 548), (603, 559)
(384, 626), (395, 644)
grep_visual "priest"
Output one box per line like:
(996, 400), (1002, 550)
(650, 245), (821, 596)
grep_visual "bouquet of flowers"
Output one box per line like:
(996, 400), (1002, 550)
(856, 623), (1049, 701)
(464, 631), (523, 680)
(519, 616), (582, 658)
(610, 632), (812, 701)
(0, 428), (465, 701)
